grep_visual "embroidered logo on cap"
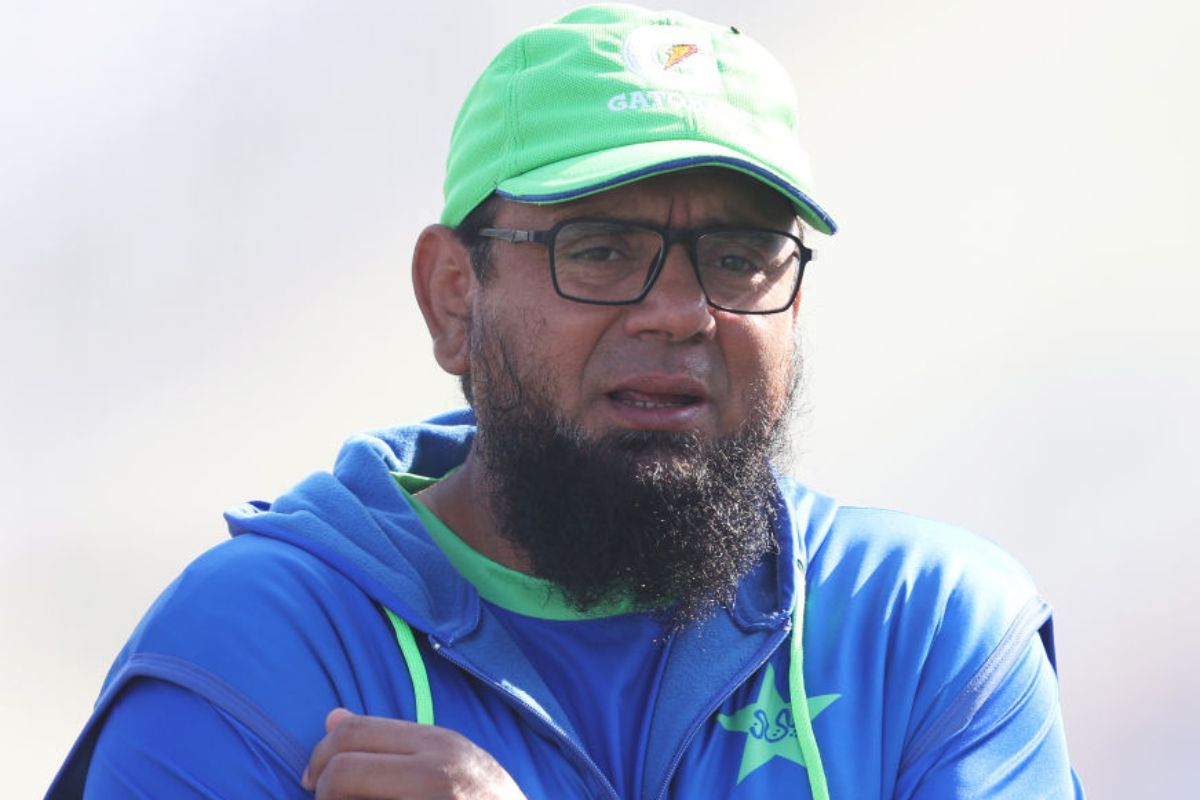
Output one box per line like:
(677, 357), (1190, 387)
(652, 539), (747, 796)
(662, 43), (699, 70)
(611, 25), (723, 114)
(621, 25), (720, 88)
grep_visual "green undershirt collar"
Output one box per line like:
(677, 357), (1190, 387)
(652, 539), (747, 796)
(391, 471), (640, 621)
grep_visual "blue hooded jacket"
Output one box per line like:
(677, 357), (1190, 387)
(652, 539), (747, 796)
(48, 409), (1082, 798)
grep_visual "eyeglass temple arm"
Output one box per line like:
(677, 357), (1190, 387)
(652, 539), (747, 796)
(478, 227), (537, 243)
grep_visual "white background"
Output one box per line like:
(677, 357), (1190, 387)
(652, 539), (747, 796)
(3, 1), (1197, 796)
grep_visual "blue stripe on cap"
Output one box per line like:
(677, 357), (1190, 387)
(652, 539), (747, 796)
(496, 156), (838, 234)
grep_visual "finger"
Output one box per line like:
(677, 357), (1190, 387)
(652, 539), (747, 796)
(325, 707), (356, 734)
(303, 708), (358, 789)
(305, 713), (429, 790)
(313, 751), (419, 800)
(314, 749), (523, 800)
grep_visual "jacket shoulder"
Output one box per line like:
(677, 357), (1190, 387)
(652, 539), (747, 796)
(101, 536), (405, 773)
(126, 532), (402, 703)
(811, 505), (1040, 620)
(128, 533), (375, 651)
(806, 506), (1052, 756)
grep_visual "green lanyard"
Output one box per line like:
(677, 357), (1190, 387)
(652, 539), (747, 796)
(384, 608), (435, 726)
(790, 564), (831, 800)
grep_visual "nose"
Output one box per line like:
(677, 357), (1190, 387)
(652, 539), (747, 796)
(621, 243), (715, 342)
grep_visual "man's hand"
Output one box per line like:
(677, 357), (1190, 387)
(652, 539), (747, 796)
(302, 708), (527, 799)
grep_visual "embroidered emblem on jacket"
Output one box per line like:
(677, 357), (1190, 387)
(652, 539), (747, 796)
(716, 664), (840, 784)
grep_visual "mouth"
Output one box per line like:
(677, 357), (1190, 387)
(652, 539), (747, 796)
(608, 390), (702, 410)
(602, 377), (710, 431)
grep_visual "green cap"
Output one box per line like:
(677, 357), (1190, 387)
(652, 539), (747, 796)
(441, 3), (837, 234)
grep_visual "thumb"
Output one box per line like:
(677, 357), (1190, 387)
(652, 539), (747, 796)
(324, 707), (356, 734)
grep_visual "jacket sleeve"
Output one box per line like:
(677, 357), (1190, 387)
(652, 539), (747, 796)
(897, 633), (1084, 799)
(83, 679), (308, 799)
(47, 534), (417, 799)
(800, 504), (1084, 798)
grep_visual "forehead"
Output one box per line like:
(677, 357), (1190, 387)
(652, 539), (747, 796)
(494, 168), (799, 231)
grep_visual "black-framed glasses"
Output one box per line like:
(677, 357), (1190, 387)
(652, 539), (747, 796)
(477, 218), (813, 315)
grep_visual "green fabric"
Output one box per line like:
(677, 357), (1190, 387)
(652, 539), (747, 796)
(383, 608), (434, 725)
(789, 569), (830, 800)
(440, 4), (836, 234)
(392, 472), (640, 620)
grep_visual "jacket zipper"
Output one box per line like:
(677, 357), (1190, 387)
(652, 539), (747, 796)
(431, 639), (622, 800)
(649, 621), (792, 800)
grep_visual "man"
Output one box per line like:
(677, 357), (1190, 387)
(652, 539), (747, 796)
(49, 4), (1083, 799)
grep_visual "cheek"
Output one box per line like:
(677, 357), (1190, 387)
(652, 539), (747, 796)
(723, 323), (800, 417)
(472, 293), (605, 404)
(468, 296), (543, 404)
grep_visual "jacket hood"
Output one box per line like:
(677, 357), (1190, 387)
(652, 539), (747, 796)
(223, 408), (483, 640)
(223, 408), (833, 641)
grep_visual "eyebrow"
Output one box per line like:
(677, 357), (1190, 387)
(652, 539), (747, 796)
(537, 210), (804, 239)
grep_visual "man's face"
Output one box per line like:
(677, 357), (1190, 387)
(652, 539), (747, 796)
(457, 169), (804, 625)
(468, 168), (802, 446)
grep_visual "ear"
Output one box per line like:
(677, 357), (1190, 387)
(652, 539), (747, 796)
(412, 224), (476, 376)
(788, 286), (803, 322)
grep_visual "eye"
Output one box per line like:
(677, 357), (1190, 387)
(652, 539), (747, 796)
(555, 223), (652, 268)
(713, 253), (762, 274)
(566, 244), (629, 263)
(700, 231), (799, 281)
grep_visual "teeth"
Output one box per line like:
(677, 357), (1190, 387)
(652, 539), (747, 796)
(627, 399), (684, 409)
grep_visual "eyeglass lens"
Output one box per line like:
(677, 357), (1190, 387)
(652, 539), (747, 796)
(551, 221), (801, 312)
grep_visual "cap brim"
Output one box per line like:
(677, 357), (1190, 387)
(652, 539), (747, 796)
(495, 139), (837, 235)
